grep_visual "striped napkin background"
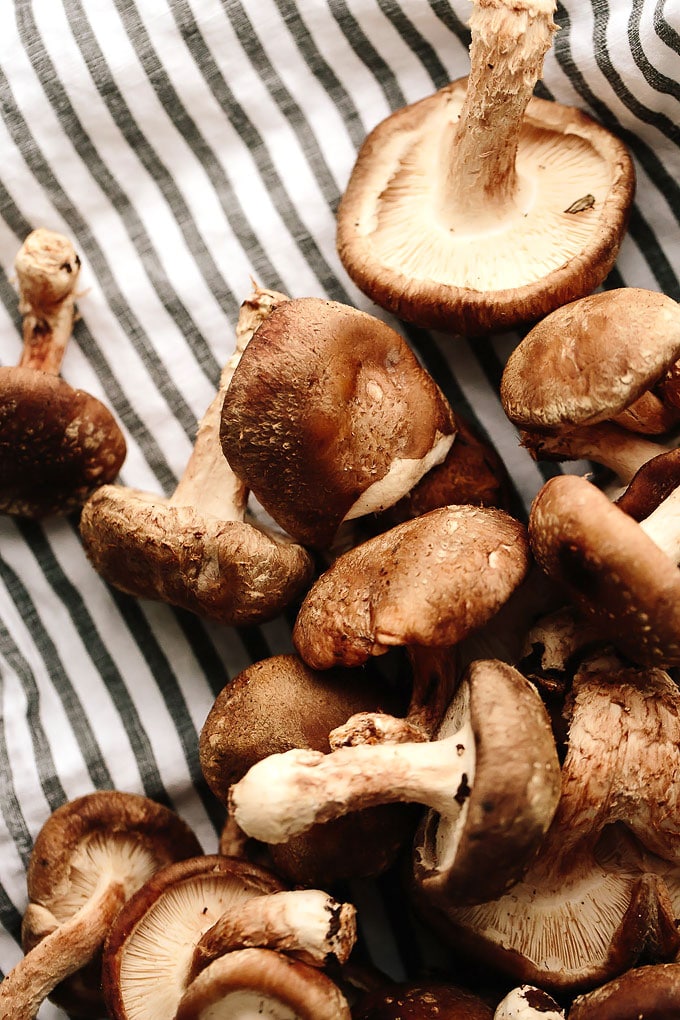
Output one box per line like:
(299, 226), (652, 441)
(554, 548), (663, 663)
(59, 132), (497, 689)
(0, 1), (678, 1014)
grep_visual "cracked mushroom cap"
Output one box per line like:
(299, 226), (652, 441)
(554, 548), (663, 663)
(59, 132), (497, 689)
(220, 296), (456, 548)
(102, 854), (287, 1020)
(174, 948), (351, 1020)
(413, 659), (561, 907)
(16, 791), (202, 1019)
(569, 962), (680, 1019)
(500, 289), (680, 431)
(528, 473), (680, 666)
(0, 368), (127, 518)
(200, 654), (414, 886)
(336, 5), (634, 336)
(293, 505), (531, 669)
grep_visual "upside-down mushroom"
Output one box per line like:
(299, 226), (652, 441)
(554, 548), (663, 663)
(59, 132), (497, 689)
(79, 286), (313, 627)
(0, 791), (201, 1020)
(175, 948), (352, 1020)
(200, 653), (415, 887)
(102, 854), (356, 1019)
(336, 0), (634, 335)
(230, 658), (560, 908)
(219, 296), (457, 549)
(0, 228), (126, 517)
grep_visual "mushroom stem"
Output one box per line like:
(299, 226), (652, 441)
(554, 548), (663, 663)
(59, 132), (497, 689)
(441, 0), (556, 222)
(170, 285), (288, 520)
(188, 890), (357, 982)
(229, 721), (475, 845)
(14, 229), (81, 374)
(638, 484), (680, 561)
(0, 878), (125, 1020)
(521, 422), (670, 485)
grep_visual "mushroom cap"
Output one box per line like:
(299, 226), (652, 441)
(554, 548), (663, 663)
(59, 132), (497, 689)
(528, 473), (680, 665)
(79, 486), (315, 626)
(337, 82), (634, 336)
(220, 296), (456, 548)
(0, 367), (127, 517)
(200, 654), (414, 886)
(493, 985), (565, 1019)
(569, 962), (680, 1019)
(174, 948), (351, 1020)
(413, 659), (561, 907)
(293, 505), (531, 669)
(22, 791), (202, 1017)
(500, 289), (680, 429)
(353, 979), (494, 1019)
(615, 447), (680, 521)
(102, 854), (286, 1020)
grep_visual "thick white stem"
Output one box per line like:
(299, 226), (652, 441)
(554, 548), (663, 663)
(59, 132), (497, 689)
(639, 485), (680, 561)
(229, 721), (475, 845)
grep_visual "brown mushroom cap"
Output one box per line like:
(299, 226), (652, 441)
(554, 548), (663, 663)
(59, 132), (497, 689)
(337, 68), (633, 335)
(528, 473), (680, 665)
(293, 505), (531, 669)
(102, 854), (287, 1020)
(352, 979), (494, 1019)
(220, 296), (456, 548)
(14, 791), (202, 1019)
(569, 962), (680, 1019)
(0, 368), (127, 518)
(500, 289), (680, 430)
(79, 488), (314, 626)
(199, 654), (415, 886)
(174, 948), (351, 1020)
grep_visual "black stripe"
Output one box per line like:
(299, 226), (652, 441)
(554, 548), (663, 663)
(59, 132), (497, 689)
(652, 0), (680, 52)
(377, 0), (451, 87)
(628, 2), (680, 99)
(328, 1), (408, 112)
(0, 883), (23, 962)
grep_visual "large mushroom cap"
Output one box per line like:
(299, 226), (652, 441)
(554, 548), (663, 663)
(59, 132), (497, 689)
(337, 81), (633, 336)
(0, 368), (127, 518)
(569, 962), (680, 1019)
(293, 505), (531, 669)
(220, 296), (456, 548)
(413, 659), (561, 906)
(528, 473), (680, 665)
(500, 289), (680, 429)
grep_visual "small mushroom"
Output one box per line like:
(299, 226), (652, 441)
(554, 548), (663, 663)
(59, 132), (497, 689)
(569, 962), (680, 1019)
(219, 296), (457, 549)
(421, 658), (680, 994)
(336, 0), (634, 335)
(174, 948), (352, 1020)
(200, 653), (415, 886)
(528, 472), (680, 665)
(493, 985), (565, 1019)
(353, 978), (494, 1019)
(79, 285), (314, 626)
(0, 790), (202, 1020)
(229, 658), (561, 907)
(500, 289), (680, 435)
(0, 228), (126, 517)
(102, 854), (355, 1019)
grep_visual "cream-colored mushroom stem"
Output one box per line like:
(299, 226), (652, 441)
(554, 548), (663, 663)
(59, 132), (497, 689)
(14, 228), (81, 374)
(521, 422), (671, 486)
(638, 484), (680, 562)
(171, 285), (289, 521)
(188, 890), (356, 982)
(0, 878), (125, 1020)
(229, 720), (475, 845)
(440, 0), (557, 221)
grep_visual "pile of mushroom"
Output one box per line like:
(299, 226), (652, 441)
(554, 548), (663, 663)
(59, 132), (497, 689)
(7, 0), (680, 1015)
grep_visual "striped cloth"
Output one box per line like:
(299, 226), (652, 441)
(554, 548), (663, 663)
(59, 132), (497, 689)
(0, 1), (678, 1013)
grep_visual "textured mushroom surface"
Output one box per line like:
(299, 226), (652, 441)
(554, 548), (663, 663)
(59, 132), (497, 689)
(220, 296), (456, 548)
(336, 1), (633, 335)
(293, 505), (531, 669)
(500, 289), (680, 429)
(353, 979), (494, 1019)
(569, 962), (680, 1019)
